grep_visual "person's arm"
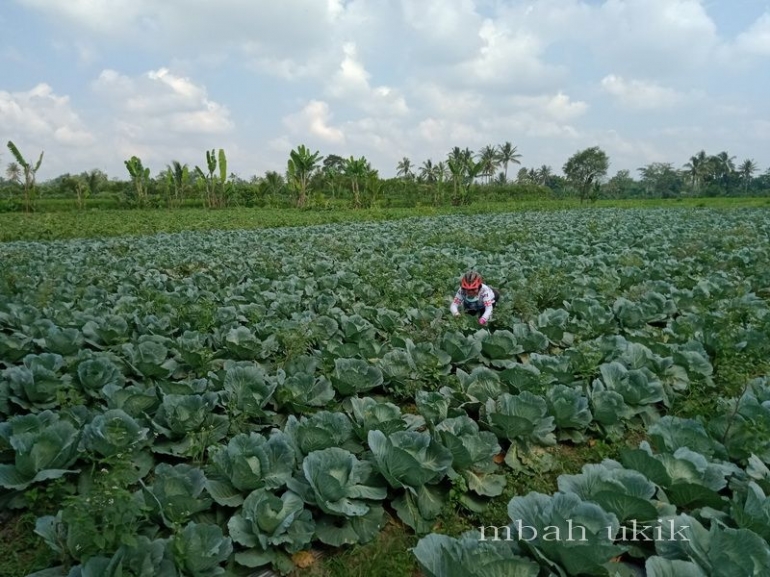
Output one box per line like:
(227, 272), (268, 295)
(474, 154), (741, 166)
(450, 289), (462, 316)
(479, 287), (495, 323)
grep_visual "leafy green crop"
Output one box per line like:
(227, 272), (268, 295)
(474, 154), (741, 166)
(2, 207), (770, 575)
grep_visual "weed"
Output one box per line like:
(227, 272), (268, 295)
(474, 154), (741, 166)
(304, 519), (422, 577)
(0, 512), (57, 577)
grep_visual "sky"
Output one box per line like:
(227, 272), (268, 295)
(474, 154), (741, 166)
(1, 0), (769, 181)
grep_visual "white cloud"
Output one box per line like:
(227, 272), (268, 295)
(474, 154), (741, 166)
(734, 12), (770, 57)
(409, 83), (484, 121)
(399, 0), (485, 63)
(591, 0), (720, 76)
(283, 100), (345, 145)
(480, 112), (580, 140)
(583, 129), (671, 173)
(508, 92), (588, 122)
(16, 0), (145, 36)
(267, 136), (293, 154)
(53, 125), (94, 146)
(600, 75), (686, 109)
(17, 0), (347, 66)
(0, 83), (100, 177)
(327, 43), (372, 97)
(85, 67), (237, 172)
(469, 91), (587, 141)
(93, 67), (233, 136)
(325, 42), (409, 116)
(247, 54), (332, 81)
(0, 83), (95, 147)
(453, 18), (566, 92)
(504, 0), (593, 40)
(416, 118), (482, 146)
(523, 1), (723, 75)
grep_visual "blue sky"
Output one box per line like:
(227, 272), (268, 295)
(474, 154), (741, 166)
(2, 0), (769, 180)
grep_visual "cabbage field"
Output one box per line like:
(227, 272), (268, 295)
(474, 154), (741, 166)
(1, 208), (770, 576)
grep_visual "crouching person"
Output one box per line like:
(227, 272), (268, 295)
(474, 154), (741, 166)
(450, 270), (500, 325)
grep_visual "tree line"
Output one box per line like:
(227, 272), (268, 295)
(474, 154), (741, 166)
(2, 140), (768, 212)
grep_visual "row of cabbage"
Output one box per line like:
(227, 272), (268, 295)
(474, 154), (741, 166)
(4, 362), (768, 576)
(1, 323), (766, 576)
(414, 376), (770, 576)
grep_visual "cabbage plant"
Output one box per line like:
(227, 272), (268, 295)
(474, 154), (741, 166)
(0, 410), (80, 490)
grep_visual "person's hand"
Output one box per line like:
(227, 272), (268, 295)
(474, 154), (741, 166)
(453, 312), (460, 318)
(479, 317), (487, 325)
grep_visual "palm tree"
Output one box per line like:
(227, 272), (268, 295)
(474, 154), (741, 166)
(344, 156), (371, 208)
(436, 161), (448, 183)
(167, 160), (190, 207)
(262, 171), (286, 198)
(5, 162), (21, 183)
(396, 157), (414, 180)
(434, 161), (448, 205)
(496, 141), (522, 182)
(85, 169), (106, 198)
(712, 151), (735, 182)
(738, 159), (758, 194)
(418, 159), (438, 184)
(536, 165), (553, 186)
(448, 146), (473, 167)
(478, 145), (498, 184)
(682, 150), (707, 193)
(705, 151), (736, 193)
(320, 164), (338, 199)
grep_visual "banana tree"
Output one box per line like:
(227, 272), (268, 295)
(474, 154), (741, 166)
(124, 155), (150, 206)
(461, 157), (483, 204)
(446, 152), (481, 205)
(195, 149), (228, 208)
(287, 144), (322, 208)
(6, 140), (44, 212)
(447, 156), (464, 203)
(418, 159), (447, 206)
